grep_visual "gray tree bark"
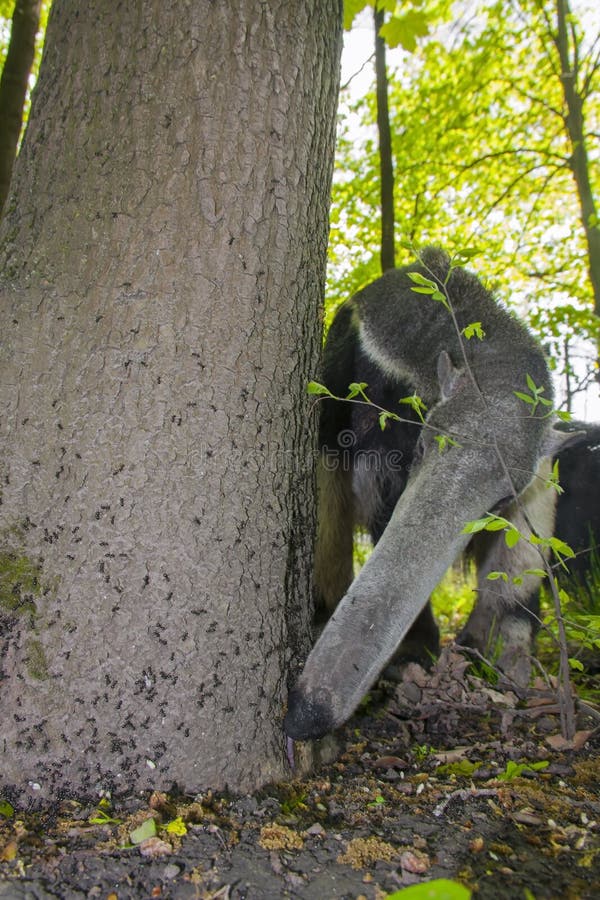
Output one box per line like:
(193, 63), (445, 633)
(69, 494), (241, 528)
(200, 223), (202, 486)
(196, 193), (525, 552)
(0, 0), (342, 802)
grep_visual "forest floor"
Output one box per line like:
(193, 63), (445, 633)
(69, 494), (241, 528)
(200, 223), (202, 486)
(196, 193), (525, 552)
(1, 647), (599, 900)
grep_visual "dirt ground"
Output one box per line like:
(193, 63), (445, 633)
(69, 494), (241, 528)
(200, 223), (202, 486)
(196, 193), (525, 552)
(1, 648), (599, 900)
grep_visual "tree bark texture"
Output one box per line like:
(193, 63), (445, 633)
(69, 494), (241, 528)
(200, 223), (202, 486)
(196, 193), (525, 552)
(0, 0), (342, 802)
(374, 6), (395, 273)
(0, 0), (42, 216)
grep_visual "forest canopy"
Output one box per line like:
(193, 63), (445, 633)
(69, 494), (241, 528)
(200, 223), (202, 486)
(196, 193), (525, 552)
(331, 0), (600, 417)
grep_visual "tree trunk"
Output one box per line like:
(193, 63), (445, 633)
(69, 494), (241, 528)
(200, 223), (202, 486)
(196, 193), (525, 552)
(374, 5), (395, 273)
(0, 0), (342, 803)
(0, 0), (41, 216)
(554, 0), (600, 382)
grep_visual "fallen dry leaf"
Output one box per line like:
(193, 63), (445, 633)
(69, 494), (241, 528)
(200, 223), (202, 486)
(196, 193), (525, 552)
(546, 730), (594, 751)
(371, 755), (409, 769)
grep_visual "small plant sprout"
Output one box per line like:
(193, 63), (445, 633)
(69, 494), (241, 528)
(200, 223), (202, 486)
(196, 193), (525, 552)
(307, 380), (334, 398)
(462, 321), (485, 340)
(497, 760), (549, 781)
(434, 433), (461, 453)
(546, 459), (564, 495)
(346, 382), (370, 401)
(407, 270), (451, 311)
(88, 797), (121, 826)
(449, 247), (481, 268)
(379, 409), (402, 429)
(399, 393), (428, 423)
(514, 373), (571, 420)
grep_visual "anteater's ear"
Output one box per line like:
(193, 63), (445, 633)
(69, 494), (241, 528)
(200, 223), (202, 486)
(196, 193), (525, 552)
(437, 350), (462, 401)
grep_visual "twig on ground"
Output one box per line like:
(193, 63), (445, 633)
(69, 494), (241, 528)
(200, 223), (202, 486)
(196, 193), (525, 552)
(433, 788), (501, 818)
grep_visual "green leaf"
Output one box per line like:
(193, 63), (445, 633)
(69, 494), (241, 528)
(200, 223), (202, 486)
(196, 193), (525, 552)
(399, 238), (417, 252)
(569, 658), (585, 672)
(379, 10), (431, 53)
(462, 516), (497, 534)
(528, 375), (545, 395)
(546, 459), (564, 494)
(497, 759), (548, 781)
(307, 381), (333, 397)
(0, 799), (15, 818)
(514, 391), (535, 405)
(343, 0), (372, 31)
(410, 285), (437, 295)
(486, 570), (508, 582)
(484, 516), (512, 532)
(451, 247), (480, 264)
(399, 394), (427, 422)
(346, 381), (370, 400)
(434, 434), (460, 452)
(505, 528), (520, 548)
(384, 879), (471, 899)
(548, 536), (575, 558)
(379, 410), (400, 429)
(88, 797), (121, 825)
(462, 321), (485, 340)
(406, 272), (451, 309)
(407, 271), (438, 289)
(130, 817), (157, 845)
(88, 808), (122, 825)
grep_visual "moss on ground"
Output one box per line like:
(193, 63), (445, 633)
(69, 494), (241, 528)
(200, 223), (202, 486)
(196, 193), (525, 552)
(0, 551), (42, 621)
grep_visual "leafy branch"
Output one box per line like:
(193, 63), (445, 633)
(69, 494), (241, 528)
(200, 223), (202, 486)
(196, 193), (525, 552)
(307, 380), (462, 452)
(461, 508), (578, 738)
(405, 243), (578, 739)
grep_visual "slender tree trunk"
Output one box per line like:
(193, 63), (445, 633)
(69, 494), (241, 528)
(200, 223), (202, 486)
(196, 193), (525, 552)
(0, 0), (342, 802)
(374, 5), (396, 272)
(0, 0), (41, 216)
(554, 0), (600, 382)
(563, 336), (573, 414)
